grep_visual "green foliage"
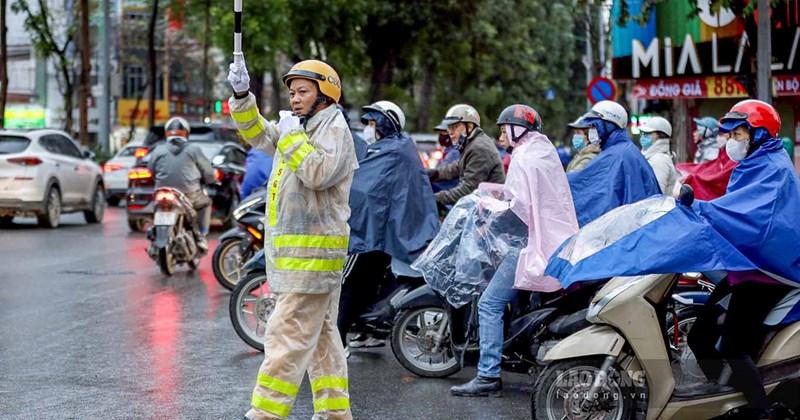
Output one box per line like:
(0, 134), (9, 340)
(180, 0), (586, 139)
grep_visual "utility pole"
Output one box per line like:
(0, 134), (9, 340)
(584, 3), (593, 110)
(757, 0), (772, 102)
(78, 0), (91, 145)
(598, 3), (606, 77)
(99, 0), (111, 153)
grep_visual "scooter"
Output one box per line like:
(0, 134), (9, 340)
(212, 191), (266, 290)
(389, 281), (604, 378)
(146, 187), (203, 276)
(532, 272), (800, 419)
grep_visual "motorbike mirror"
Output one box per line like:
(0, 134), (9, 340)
(677, 184), (694, 207)
(211, 155), (225, 165)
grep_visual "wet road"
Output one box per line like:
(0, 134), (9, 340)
(0, 208), (532, 419)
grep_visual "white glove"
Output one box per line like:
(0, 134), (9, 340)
(277, 110), (302, 139)
(228, 53), (250, 94)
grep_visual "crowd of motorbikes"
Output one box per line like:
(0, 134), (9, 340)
(171, 184), (800, 420)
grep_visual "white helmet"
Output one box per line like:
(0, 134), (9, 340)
(362, 100), (406, 131)
(639, 116), (672, 137)
(443, 104), (481, 127)
(589, 100), (628, 129)
(164, 116), (190, 140)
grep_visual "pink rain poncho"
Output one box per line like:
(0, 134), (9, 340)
(504, 131), (579, 292)
(412, 131), (578, 306)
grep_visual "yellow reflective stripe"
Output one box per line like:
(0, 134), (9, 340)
(275, 257), (346, 272)
(240, 117), (266, 140)
(311, 376), (348, 393)
(288, 143), (315, 171)
(273, 235), (348, 250)
(313, 397), (350, 413)
(277, 131), (307, 153)
(268, 157), (287, 227)
(257, 373), (299, 397)
(231, 106), (260, 123)
(251, 393), (292, 418)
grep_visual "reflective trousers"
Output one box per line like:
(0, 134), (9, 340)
(246, 287), (351, 420)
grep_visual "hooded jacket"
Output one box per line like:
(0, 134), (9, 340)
(643, 138), (680, 195)
(229, 93), (359, 294)
(348, 112), (439, 263)
(148, 139), (215, 195)
(568, 126), (661, 226)
(435, 127), (505, 204)
(566, 143), (601, 173)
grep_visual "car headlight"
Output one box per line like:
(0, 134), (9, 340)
(586, 277), (645, 322)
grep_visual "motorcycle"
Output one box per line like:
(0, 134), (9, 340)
(228, 250), (425, 352)
(389, 281), (603, 379)
(146, 187), (203, 276)
(212, 191), (266, 290)
(532, 272), (800, 420)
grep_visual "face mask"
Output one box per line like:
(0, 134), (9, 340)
(726, 138), (749, 162)
(571, 135), (586, 151)
(363, 125), (376, 145)
(640, 134), (653, 150)
(588, 128), (600, 145)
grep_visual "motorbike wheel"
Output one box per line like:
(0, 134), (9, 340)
(212, 238), (246, 290)
(229, 271), (275, 351)
(532, 357), (644, 420)
(158, 248), (176, 276)
(390, 306), (460, 378)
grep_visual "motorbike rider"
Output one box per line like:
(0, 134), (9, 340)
(449, 105), (578, 397)
(638, 116), (680, 195)
(428, 104), (505, 205)
(147, 116), (215, 252)
(338, 100), (439, 354)
(693, 116), (721, 163)
(565, 113), (600, 172)
(228, 56), (358, 420)
(687, 100), (798, 419)
(567, 100), (661, 226)
(240, 147), (273, 199)
(431, 121), (461, 192)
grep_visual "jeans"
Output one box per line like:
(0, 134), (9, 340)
(476, 249), (520, 378)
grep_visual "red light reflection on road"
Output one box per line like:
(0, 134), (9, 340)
(149, 291), (181, 409)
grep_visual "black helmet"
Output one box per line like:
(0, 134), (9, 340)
(496, 104), (542, 132)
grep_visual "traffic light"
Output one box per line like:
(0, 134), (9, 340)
(214, 100), (222, 113)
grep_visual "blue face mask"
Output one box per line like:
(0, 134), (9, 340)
(640, 134), (653, 150)
(572, 135), (586, 151)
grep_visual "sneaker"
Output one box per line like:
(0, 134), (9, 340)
(344, 346), (351, 359)
(349, 337), (385, 348)
(348, 333), (369, 347)
(197, 237), (209, 254)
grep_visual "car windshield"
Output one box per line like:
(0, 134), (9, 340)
(196, 143), (223, 160)
(558, 196), (676, 265)
(0, 135), (31, 154)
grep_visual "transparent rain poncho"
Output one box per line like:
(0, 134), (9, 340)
(411, 188), (526, 307)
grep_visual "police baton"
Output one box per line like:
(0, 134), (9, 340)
(233, 0), (243, 64)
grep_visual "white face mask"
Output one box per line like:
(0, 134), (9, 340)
(363, 125), (377, 144)
(588, 128), (600, 145)
(725, 138), (749, 162)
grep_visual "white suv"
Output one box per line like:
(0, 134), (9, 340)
(0, 129), (106, 228)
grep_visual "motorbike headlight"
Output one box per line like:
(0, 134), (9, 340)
(586, 277), (645, 322)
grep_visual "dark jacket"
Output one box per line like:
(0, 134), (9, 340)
(434, 128), (505, 204)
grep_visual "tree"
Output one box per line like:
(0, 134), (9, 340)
(0, 0), (8, 129)
(147, 0), (159, 128)
(12, 0), (77, 133)
(78, 0), (90, 144)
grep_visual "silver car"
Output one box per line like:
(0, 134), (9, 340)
(0, 129), (106, 228)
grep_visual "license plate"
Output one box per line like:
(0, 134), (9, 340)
(154, 211), (177, 225)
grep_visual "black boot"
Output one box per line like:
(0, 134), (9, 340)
(450, 376), (502, 397)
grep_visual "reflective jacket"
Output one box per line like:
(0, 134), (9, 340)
(229, 93), (359, 294)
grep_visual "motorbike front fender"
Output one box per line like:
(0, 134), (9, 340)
(153, 225), (173, 249)
(541, 324), (625, 362)
(219, 227), (246, 243)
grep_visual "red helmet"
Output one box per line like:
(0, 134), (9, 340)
(719, 99), (781, 137)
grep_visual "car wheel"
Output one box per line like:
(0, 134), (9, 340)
(37, 187), (61, 229)
(0, 216), (14, 227)
(84, 184), (106, 224)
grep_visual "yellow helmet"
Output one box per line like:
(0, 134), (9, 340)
(282, 60), (342, 103)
